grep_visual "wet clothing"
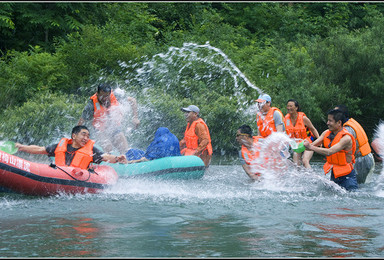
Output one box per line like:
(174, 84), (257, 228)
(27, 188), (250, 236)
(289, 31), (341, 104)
(46, 141), (104, 167)
(239, 136), (264, 177)
(125, 148), (146, 160)
(240, 136), (262, 165)
(344, 120), (375, 184)
(285, 112), (313, 143)
(323, 128), (356, 179)
(90, 91), (122, 131)
(323, 128), (358, 190)
(330, 169), (358, 191)
(80, 91), (125, 136)
(54, 138), (94, 169)
(344, 118), (371, 156)
(354, 153), (375, 183)
(125, 127), (181, 161)
(256, 107), (286, 137)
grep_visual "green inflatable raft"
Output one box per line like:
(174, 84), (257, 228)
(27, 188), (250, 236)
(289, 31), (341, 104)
(102, 155), (206, 180)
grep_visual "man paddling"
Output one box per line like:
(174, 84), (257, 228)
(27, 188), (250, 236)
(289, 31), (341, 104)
(304, 109), (358, 191)
(15, 125), (127, 170)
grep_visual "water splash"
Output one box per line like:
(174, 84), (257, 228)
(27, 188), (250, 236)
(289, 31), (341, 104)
(373, 121), (384, 160)
(119, 42), (264, 107)
(371, 121), (384, 196)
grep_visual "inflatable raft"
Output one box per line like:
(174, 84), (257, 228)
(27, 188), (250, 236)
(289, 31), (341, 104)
(104, 155), (206, 180)
(0, 150), (118, 196)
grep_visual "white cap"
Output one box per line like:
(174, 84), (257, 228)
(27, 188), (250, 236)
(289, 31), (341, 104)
(181, 105), (200, 114)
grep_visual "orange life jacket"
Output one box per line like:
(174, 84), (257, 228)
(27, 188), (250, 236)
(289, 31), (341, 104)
(54, 138), (95, 169)
(90, 91), (121, 130)
(285, 112), (313, 143)
(181, 118), (213, 156)
(257, 107), (285, 138)
(241, 136), (263, 165)
(344, 118), (371, 156)
(323, 128), (356, 178)
(241, 136), (264, 176)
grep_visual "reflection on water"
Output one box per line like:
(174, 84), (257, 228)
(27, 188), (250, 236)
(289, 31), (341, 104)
(302, 207), (379, 258)
(52, 217), (100, 257)
(0, 215), (102, 257)
(0, 161), (384, 257)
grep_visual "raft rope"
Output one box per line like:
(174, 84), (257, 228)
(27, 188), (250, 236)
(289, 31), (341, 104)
(49, 163), (92, 182)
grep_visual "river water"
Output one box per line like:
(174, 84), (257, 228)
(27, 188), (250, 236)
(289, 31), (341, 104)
(1, 159), (384, 258)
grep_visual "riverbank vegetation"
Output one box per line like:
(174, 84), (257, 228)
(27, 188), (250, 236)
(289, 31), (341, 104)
(1, 2), (383, 156)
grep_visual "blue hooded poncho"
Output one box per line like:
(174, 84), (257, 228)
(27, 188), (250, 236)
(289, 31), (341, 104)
(125, 127), (181, 161)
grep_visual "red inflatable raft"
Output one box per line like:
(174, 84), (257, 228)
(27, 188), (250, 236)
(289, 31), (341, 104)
(0, 150), (118, 196)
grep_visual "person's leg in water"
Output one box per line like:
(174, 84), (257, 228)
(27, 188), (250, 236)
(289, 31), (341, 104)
(112, 131), (129, 154)
(292, 152), (302, 167)
(302, 150), (314, 169)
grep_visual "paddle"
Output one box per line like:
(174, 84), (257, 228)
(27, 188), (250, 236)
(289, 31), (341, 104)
(0, 141), (18, 154)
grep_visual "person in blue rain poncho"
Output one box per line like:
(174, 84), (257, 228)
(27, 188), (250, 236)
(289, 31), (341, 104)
(125, 127), (181, 163)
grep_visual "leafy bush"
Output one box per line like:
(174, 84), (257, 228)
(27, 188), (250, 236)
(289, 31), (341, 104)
(0, 92), (84, 146)
(0, 46), (69, 110)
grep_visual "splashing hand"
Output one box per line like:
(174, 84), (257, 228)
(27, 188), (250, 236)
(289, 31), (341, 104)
(116, 155), (128, 164)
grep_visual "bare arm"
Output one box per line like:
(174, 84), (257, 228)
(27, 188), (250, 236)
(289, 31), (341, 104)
(242, 164), (260, 181)
(308, 130), (326, 147)
(304, 134), (352, 156)
(101, 153), (127, 164)
(125, 157), (149, 164)
(179, 138), (186, 150)
(303, 116), (320, 139)
(15, 143), (48, 155)
(77, 117), (85, 126)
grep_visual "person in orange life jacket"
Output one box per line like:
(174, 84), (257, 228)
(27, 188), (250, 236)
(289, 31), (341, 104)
(303, 109), (358, 191)
(285, 99), (320, 169)
(77, 83), (140, 154)
(236, 125), (264, 181)
(179, 105), (213, 168)
(334, 105), (375, 184)
(15, 125), (127, 170)
(255, 94), (286, 137)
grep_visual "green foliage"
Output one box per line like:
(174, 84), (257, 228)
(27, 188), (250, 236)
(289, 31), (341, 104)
(1, 2), (384, 158)
(0, 2), (110, 53)
(56, 24), (142, 93)
(0, 47), (69, 110)
(307, 16), (384, 136)
(0, 92), (84, 145)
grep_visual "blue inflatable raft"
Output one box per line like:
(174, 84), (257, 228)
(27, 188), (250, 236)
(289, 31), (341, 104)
(102, 155), (206, 180)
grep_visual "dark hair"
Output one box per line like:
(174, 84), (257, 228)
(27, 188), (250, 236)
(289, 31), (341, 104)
(287, 99), (300, 112)
(72, 125), (89, 135)
(97, 83), (112, 93)
(328, 109), (347, 124)
(334, 104), (349, 118)
(238, 124), (253, 137)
